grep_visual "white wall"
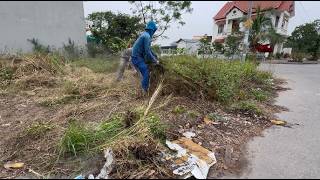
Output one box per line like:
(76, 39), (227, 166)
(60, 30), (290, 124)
(0, 1), (86, 54)
(177, 41), (200, 55)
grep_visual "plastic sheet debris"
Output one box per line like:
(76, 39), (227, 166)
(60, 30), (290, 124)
(182, 131), (196, 139)
(4, 162), (24, 169)
(96, 148), (113, 179)
(74, 175), (85, 179)
(88, 174), (95, 179)
(166, 137), (217, 179)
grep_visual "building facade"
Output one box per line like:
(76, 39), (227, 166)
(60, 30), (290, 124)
(0, 1), (86, 54)
(212, 1), (295, 54)
(175, 39), (201, 55)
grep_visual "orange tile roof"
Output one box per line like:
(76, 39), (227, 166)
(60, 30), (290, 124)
(213, 1), (294, 21)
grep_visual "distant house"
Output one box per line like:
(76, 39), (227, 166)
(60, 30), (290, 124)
(160, 44), (177, 56)
(212, 1), (295, 54)
(175, 39), (200, 55)
(0, 1), (86, 54)
(192, 34), (213, 42)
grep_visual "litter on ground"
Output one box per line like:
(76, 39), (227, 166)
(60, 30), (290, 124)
(166, 137), (217, 179)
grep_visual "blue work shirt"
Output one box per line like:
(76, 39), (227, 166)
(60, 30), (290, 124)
(132, 31), (157, 63)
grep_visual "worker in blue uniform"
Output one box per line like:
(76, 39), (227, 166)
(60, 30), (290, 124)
(131, 21), (159, 95)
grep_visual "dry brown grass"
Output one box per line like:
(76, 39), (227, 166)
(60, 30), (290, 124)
(0, 54), (285, 179)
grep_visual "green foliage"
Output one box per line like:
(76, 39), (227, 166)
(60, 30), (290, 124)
(172, 105), (186, 114)
(198, 36), (212, 57)
(275, 52), (282, 59)
(231, 100), (263, 115)
(291, 52), (305, 62)
(27, 38), (50, 54)
(63, 38), (81, 60)
(207, 112), (227, 122)
(129, 1), (193, 39)
(286, 19), (320, 60)
(162, 56), (273, 104)
(213, 42), (224, 53)
(251, 88), (269, 101)
(225, 35), (242, 57)
(177, 48), (186, 55)
(87, 11), (144, 53)
(86, 42), (110, 58)
(59, 116), (125, 156)
(145, 113), (167, 143)
(59, 111), (168, 156)
(0, 65), (14, 81)
(71, 57), (119, 74)
(151, 44), (161, 56)
(245, 7), (285, 53)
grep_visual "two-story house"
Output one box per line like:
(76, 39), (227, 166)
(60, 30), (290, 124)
(212, 1), (295, 55)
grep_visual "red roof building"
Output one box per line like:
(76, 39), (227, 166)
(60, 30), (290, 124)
(214, 1), (295, 21)
(212, 1), (295, 54)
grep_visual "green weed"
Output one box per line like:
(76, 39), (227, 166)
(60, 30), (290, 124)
(71, 58), (119, 74)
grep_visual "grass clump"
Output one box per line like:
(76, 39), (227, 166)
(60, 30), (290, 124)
(71, 57), (119, 74)
(251, 88), (269, 102)
(231, 100), (263, 116)
(59, 115), (126, 156)
(161, 56), (273, 104)
(172, 105), (186, 114)
(145, 113), (168, 143)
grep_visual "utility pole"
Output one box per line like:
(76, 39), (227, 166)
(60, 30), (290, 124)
(242, 1), (253, 62)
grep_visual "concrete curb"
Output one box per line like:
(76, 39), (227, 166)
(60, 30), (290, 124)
(262, 61), (320, 65)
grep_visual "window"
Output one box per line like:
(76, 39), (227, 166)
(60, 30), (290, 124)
(275, 16), (280, 28)
(218, 24), (224, 34)
(281, 16), (288, 29)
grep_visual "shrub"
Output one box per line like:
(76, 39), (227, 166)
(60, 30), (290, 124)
(291, 52), (305, 62)
(231, 100), (263, 115)
(145, 113), (167, 143)
(63, 38), (81, 60)
(59, 116), (125, 156)
(86, 42), (110, 58)
(161, 56), (272, 104)
(275, 52), (282, 59)
(27, 38), (50, 54)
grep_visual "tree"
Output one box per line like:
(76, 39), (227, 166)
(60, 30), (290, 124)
(248, 7), (273, 52)
(266, 28), (286, 50)
(225, 35), (243, 59)
(242, 7), (285, 56)
(198, 36), (212, 58)
(129, 1), (193, 40)
(213, 42), (224, 53)
(286, 19), (320, 60)
(87, 11), (144, 53)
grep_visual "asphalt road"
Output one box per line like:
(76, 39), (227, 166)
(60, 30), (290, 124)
(225, 64), (320, 179)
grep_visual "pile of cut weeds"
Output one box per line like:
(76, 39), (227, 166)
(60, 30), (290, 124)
(0, 54), (286, 179)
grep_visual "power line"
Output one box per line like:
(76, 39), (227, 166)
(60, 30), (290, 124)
(299, 1), (311, 23)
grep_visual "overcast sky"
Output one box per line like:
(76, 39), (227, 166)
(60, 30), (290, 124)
(83, 1), (320, 46)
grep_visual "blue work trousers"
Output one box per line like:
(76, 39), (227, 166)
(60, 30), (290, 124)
(131, 56), (149, 92)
